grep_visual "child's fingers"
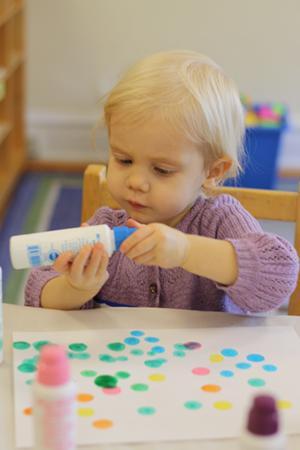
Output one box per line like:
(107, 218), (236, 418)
(120, 226), (154, 254)
(96, 250), (109, 280)
(84, 243), (106, 278)
(130, 249), (156, 266)
(69, 245), (93, 277)
(81, 222), (89, 227)
(126, 218), (144, 229)
(53, 251), (74, 273)
(125, 234), (157, 260)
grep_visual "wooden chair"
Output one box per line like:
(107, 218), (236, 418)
(82, 164), (300, 315)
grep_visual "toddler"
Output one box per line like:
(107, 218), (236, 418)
(25, 50), (299, 313)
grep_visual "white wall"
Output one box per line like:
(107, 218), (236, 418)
(26, 0), (300, 164)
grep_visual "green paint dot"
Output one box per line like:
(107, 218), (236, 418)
(26, 379), (34, 385)
(69, 343), (88, 352)
(147, 351), (156, 356)
(116, 371), (131, 379)
(173, 350), (186, 357)
(94, 375), (118, 388)
(107, 342), (126, 352)
(138, 406), (156, 415)
(144, 358), (167, 368)
(116, 356), (128, 361)
(99, 354), (116, 363)
(13, 341), (31, 350)
(248, 378), (266, 388)
(68, 352), (90, 360)
(80, 370), (97, 377)
(33, 340), (50, 351)
(184, 401), (202, 410)
(18, 362), (36, 373)
(131, 383), (149, 392)
(131, 349), (144, 356)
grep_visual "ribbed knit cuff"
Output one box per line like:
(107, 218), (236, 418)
(25, 267), (59, 308)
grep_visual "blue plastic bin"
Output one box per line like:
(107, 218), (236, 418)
(225, 127), (284, 189)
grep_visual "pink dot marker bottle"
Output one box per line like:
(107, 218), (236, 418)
(33, 345), (77, 450)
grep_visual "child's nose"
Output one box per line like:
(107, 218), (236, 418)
(126, 173), (150, 192)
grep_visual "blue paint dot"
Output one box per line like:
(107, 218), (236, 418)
(221, 348), (238, 357)
(220, 370), (234, 378)
(124, 337), (140, 346)
(262, 364), (278, 372)
(145, 336), (160, 343)
(152, 346), (165, 354)
(236, 362), (252, 370)
(247, 353), (265, 362)
(130, 330), (145, 337)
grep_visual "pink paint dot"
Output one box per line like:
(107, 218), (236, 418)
(192, 367), (210, 376)
(102, 387), (121, 395)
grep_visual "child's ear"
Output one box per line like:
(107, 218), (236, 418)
(203, 157), (233, 188)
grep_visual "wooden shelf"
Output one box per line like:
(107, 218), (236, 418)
(0, 0), (26, 220)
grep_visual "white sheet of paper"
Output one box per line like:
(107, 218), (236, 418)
(12, 326), (300, 446)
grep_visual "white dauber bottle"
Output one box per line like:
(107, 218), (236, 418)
(10, 224), (136, 269)
(240, 394), (286, 449)
(33, 345), (77, 450)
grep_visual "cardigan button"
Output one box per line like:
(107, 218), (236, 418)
(149, 283), (158, 295)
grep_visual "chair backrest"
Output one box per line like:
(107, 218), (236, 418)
(82, 164), (300, 315)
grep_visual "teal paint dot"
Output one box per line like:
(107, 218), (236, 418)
(26, 379), (34, 385)
(173, 350), (186, 357)
(116, 371), (131, 379)
(13, 341), (31, 350)
(68, 352), (90, 360)
(174, 343), (185, 351)
(69, 343), (87, 352)
(131, 383), (149, 392)
(247, 354), (265, 362)
(248, 378), (266, 387)
(124, 337), (140, 345)
(130, 330), (145, 337)
(221, 348), (238, 357)
(145, 336), (159, 343)
(144, 358), (167, 368)
(80, 370), (97, 377)
(99, 354), (116, 363)
(236, 362), (252, 370)
(147, 351), (156, 356)
(94, 375), (118, 388)
(18, 362), (36, 373)
(138, 406), (156, 415)
(33, 340), (50, 351)
(116, 356), (128, 361)
(107, 342), (126, 352)
(220, 370), (234, 378)
(131, 349), (144, 356)
(262, 364), (278, 372)
(184, 401), (203, 410)
(152, 346), (165, 354)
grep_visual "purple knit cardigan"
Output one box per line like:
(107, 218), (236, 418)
(25, 194), (299, 313)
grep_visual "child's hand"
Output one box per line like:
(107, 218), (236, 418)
(53, 242), (109, 292)
(120, 219), (189, 269)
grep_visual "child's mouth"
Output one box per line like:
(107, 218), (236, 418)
(128, 200), (146, 210)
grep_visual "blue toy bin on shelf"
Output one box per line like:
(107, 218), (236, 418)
(225, 126), (285, 190)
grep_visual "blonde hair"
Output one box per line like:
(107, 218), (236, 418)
(103, 50), (245, 179)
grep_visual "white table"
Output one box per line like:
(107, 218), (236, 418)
(2, 303), (300, 450)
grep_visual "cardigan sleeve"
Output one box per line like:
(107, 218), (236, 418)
(211, 195), (299, 312)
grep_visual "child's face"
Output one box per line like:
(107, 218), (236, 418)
(107, 117), (208, 226)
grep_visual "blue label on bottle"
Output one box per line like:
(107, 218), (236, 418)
(27, 245), (42, 267)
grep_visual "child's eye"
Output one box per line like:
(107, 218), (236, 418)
(154, 167), (174, 176)
(116, 157), (132, 165)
